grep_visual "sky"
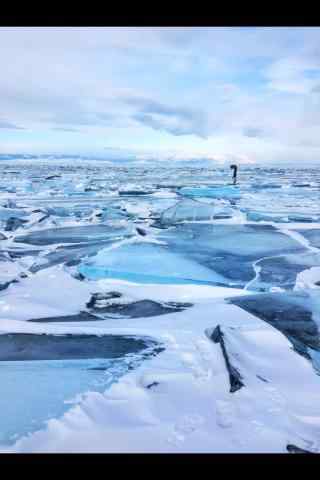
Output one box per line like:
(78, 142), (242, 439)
(1, 27), (320, 165)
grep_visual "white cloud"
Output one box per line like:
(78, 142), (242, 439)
(1, 27), (320, 164)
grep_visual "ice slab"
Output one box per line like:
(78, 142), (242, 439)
(119, 190), (154, 196)
(30, 239), (122, 272)
(5, 217), (28, 231)
(296, 228), (320, 249)
(207, 325), (244, 393)
(28, 312), (100, 323)
(246, 210), (320, 223)
(179, 185), (241, 200)
(0, 358), (130, 444)
(229, 291), (320, 367)
(78, 241), (227, 286)
(87, 295), (192, 319)
(249, 252), (320, 292)
(160, 199), (233, 226)
(159, 224), (305, 288)
(0, 334), (161, 445)
(0, 257), (26, 290)
(0, 207), (28, 221)
(14, 224), (131, 246)
(0, 333), (157, 361)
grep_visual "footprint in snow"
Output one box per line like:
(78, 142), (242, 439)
(168, 413), (205, 446)
(180, 352), (211, 381)
(215, 400), (235, 429)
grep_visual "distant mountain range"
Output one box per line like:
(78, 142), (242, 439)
(0, 153), (224, 167)
(0, 153), (317, 169)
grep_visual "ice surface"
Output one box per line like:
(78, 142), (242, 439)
(179, 185), (241, 200)
(0, 350), (157, 445)
(248, 252), (320, 292)
(0, 331), (161, 444)
(14, 224), (131, 246)
(159, 223), (306, 288)
(29, 240), (124, 272)
(245, 210), (320, 223)
(0, 333), (157, 361)
(160, 199), (233, 226)
(79, 242), (227, 286)
(86, 296), (192, 319)
(79, 223), (307, 289)
(0, 206), (28, 221)
(297, 229), (320, 249)
(1, 162), (320, 453)
(28, 312), (101, 322)
(229, 290), (320, 367)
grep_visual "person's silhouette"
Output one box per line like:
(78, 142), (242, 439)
(230, 164), (238, 185)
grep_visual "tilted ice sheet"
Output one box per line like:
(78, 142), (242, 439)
(229, 290), (320, 363)
(158, 223), (306, 288)
(79, 241), (227, 286)
(160, 198), (234, 226)
(14, 224), (132, 246)
(247, 251), (320, 292)
(296, 228), (320, 249)
(0, 349), (157, 445)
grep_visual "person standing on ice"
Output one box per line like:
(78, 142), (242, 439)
(230, 164), (238, 185)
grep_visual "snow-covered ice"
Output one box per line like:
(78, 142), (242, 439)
(1, 162), (320, 453)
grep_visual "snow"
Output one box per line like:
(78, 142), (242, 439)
(2, 299), (320, 453)
(296, 267), (320, 290)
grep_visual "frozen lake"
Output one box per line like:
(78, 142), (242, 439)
(1, 162), (320, 453)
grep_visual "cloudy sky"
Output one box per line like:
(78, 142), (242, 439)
(1, 27), (320, 164)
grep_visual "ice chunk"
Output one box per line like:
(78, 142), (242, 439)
(0, 333), (156, 361)
(0, 207), (28, 221)
(86, 296), (192, 319)
(159, 224), (305, 288)
(28, 312), (100, 323)
(229, 290), (320, 368)
(296, 228), (320, 249)
(179, 185), (241, 200)
(5, 217), (28, 231)
(207, 325), (244, 393)
(30, 239), (122, 272)
(0, 257), (26, 290)
(14, 224), (131, 246)
(119, 189), (154, 196)
(287, 445), (314, 454)
(249, 252), (320, 292)
(250, 183), (282, 190)
(160, 199), (233, 226)
(78, 242), (227, 286)
(0, 334), (160, 445)
(246, 210), (320, 223)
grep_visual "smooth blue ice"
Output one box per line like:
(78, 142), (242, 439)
(229, 290), (320, 373)
(0, 357), (138, 445)
(296, 229), (320, 249)
(14, 224), (132, 246)
(0, 207), (27, 221)
(79, 242), (227, 285)
(249, 252), (320, 292)
(179, 185), (241, 200)
(245, 210), (320, 223)
(158, 223), (306, 288)
(160, 199), (233, 226)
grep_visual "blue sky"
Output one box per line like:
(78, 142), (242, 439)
(1, 27), (320, 164)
